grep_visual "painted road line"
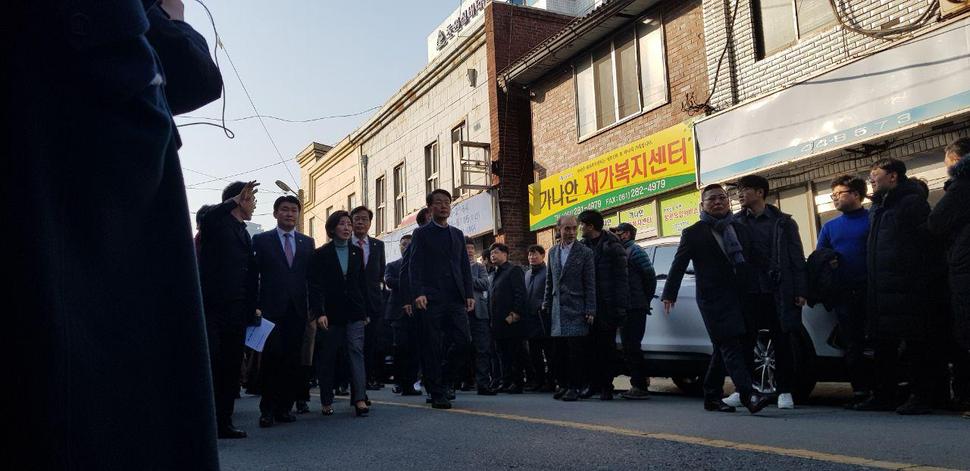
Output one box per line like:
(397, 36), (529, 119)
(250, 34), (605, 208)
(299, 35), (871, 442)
(372, 399), (958, 471)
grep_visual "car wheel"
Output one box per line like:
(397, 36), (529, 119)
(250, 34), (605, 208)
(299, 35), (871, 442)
(753, 329), (777, 395)
(751, 327), (818, 400)
(672, 375), (704, 396)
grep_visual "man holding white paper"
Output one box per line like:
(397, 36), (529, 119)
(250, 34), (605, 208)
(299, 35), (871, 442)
(248, 195), (315, 428)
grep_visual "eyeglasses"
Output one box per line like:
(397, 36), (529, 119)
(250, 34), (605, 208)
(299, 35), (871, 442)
(703, 195), (729, 202)
(830, 191), (853, 200)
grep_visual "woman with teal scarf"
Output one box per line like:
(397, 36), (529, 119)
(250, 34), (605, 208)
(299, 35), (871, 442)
(308, 210), (371, 417)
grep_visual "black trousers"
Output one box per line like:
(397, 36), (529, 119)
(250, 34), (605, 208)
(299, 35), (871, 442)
(527, 338), (555, 386)
(468, 314), (496, 388)
(365, 316), (386, 383)
(419, 300), (471, 400)
(834, 284), (871, 394)
(620, 310), (649, 390)
(745, 294), (795, 394)
(874, 337), (933, 404)
(704, 336), (755, 402)
(552, 336), (589, 390)
(587, 327), (619, 392)
(205, 302), (248, 428)
(258, 312), (305, 416)
(392, 315), (422, 389)
(496, 337), (528, 386)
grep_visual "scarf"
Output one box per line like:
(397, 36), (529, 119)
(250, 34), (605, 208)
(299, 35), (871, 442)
(699, 211), (746, 266)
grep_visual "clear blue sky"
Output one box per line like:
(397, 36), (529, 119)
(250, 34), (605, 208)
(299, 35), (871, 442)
(177, 0), (459, 230)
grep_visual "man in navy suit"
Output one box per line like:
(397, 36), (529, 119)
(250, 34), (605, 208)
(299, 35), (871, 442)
(350, 206), (388, 389)
(250, 196), (315, 427)
(409, 189), (475, 409)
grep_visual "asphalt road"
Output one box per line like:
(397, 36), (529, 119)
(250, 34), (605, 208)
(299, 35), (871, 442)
(218, 379), (969, 470)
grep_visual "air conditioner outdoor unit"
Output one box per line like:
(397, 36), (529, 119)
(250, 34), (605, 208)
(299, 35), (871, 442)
(940, 0), (970, 18)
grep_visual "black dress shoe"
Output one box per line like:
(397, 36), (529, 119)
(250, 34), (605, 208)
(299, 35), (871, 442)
(258, 415), (274, 428)
(553, 387), (567, 400)
(401, 387), (422, 396)
(355, 405), (370, 417)
(295, 401), (310, 414)
(274, 412), (296, 423)
(477, 387), (498, 396)
(431, 398), (453, 409)
(579, 386), (596, 399)
(460, 382), (476, 392)
(392, 385), (403, 394)
(704, 400), (736, 412)
(321, 405), (335, 416)
(446, 388), (456, 400)
(218, 425), (247, 439)
(561, 389), (580, 402)
(852, 397), (895, 412)
(335, 386), (350, 396)
(743, 392), (771, 414)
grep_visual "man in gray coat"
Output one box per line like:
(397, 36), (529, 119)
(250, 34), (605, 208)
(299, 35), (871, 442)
(543, 215), (597, 401)
(467, 238), (498, 395)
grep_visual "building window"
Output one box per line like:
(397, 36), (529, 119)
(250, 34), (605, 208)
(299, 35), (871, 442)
(753, 0), (835, 58)
(574, 12), (667, 138)
(375, 176), (386, 234)
(308, 216), (315, 239)
(425, 141), (439, 196)
(451, 123), (468, 195)
(325, 206), (334, 242)
(393, 163), (406, 227)
(347, 193), (357, 211)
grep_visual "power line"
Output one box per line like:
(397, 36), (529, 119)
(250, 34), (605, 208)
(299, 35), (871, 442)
(178, 105), (381, 124)
(219, 38), (300, 189)
(184, 159), (296, 187)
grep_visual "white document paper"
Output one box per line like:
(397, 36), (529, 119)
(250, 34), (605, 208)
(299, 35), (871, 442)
(245, 319), (275, 352)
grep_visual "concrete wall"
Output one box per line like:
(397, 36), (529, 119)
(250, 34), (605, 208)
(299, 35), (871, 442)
(361, 30), (492, 237)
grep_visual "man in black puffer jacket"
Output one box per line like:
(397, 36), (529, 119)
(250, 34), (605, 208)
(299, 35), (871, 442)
(928, 138), (970, 412)
(856, 158), (936, 414)
(579, 210), (629, 401)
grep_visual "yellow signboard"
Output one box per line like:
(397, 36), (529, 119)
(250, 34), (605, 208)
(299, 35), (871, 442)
(659, 191), (701, 236)
(528, 122), (696, 230)
(618, 200), (659, 239)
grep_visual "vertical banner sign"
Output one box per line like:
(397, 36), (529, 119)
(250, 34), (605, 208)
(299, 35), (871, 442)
(618, 200), (659, 239)
(659, 191), (700, 236)
(603, 213), (619, 230)
(528, 122), (696, 231)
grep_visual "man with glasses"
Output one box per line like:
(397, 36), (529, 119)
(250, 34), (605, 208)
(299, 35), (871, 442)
(662, 185), (771, 414)
(856, 158), (936, 414)
(817, 176), (871, 407)
(409, 189), (475, 409)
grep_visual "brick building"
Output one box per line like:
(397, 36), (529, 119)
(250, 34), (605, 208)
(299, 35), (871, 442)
(501, 0), (710, 247)
(695, 0), (970, 251)
(299, 0), (580, 262)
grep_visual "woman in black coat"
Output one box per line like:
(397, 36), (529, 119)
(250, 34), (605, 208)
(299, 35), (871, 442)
(928, 142), (970, 351)
(488, 243), (529, 393)
(308, 211), (370, 417)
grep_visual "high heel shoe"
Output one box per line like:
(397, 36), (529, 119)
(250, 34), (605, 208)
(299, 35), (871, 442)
(354, 405), (370, 417)
(321, 406), (334, 416)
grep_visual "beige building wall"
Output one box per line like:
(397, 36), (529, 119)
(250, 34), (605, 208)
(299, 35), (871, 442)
(359, 26), (491, 237)
(296, 141), (359, 246)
